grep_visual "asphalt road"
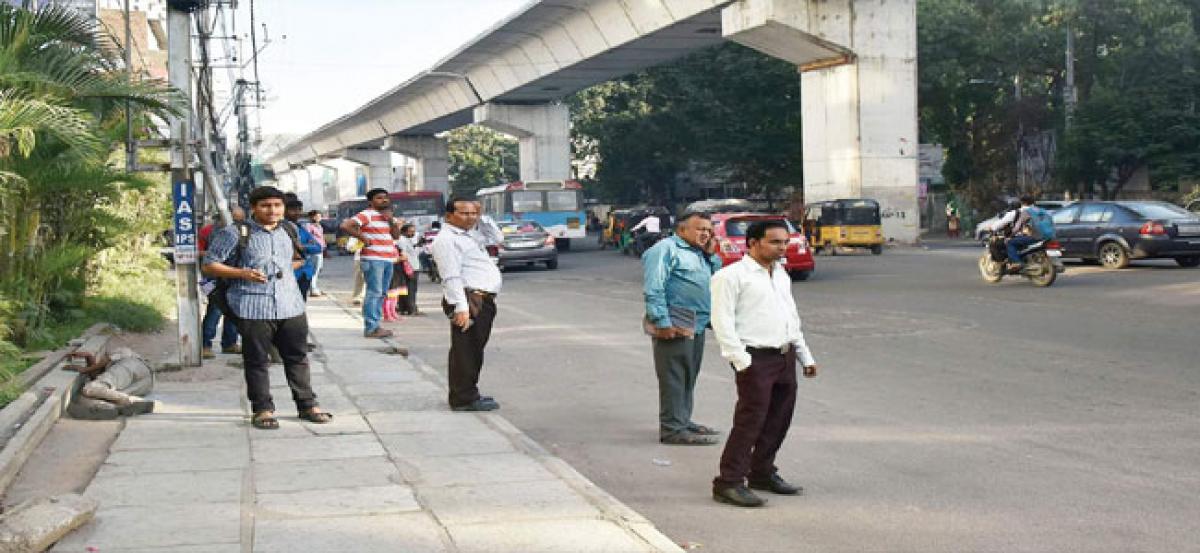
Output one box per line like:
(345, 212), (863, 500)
(318, 239), (1200, 553)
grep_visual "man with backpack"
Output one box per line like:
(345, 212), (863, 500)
(201, 186), (331, 430)
(990, 195), (1055, 269)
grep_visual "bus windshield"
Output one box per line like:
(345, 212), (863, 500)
(392, 197), (441, 217)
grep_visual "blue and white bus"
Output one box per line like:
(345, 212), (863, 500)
(476, 180), (586, 248)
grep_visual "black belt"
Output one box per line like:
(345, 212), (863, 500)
(746, 344), (792, 356)
(466, 288), (497, 299)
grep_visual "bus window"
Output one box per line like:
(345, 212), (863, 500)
(512, 191), (544, 212)
(547, 190), (579, 212)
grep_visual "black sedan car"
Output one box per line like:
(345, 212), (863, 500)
(1051, 201), (1200, 268)
(496, 221), (558, 270)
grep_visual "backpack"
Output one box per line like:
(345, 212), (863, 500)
(1026, 206), (1056, 240)
(208, 222), (304, 318)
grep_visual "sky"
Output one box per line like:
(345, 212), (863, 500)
(237, 0), (529, 138)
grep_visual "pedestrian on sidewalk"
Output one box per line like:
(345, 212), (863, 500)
(709, 220), (817, 508)
(642, 212), (724, 446)
(397, 223), (422, 316)
(304, 210), (328, 297)
(341, 188), (401, 338)
(202, 186), (332, 430)
(199, 206), (245, 358)
(285, 200), (324, 300)
(432, 198), (503, 412)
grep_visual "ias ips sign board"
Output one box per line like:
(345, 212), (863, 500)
(173, 180), (197, 264)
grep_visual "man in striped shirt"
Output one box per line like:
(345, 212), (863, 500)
(341, 188), (402, 338)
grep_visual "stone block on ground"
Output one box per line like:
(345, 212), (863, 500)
(250, 434), (385, 462)
(365, 411), (492, 435)
(378, 430), (515, 459)
(253, 513), (448, 553)
(418, 480), (599, 525)
(49, 503), (240, 551)
(0, 494), (98, 553)
(84, 470), (242, 507)
(398, 452), (557, 488)
(98, 446), (249, 476)
(256, 484), (420, 518)
(253, 456), (403, 493)
(447, 519), (655, 553)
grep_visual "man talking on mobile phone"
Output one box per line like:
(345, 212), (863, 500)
(431, 197), (503, 412)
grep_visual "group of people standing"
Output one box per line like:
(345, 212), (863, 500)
(200, 187), (508, 429)
(642, 213), (819, 508)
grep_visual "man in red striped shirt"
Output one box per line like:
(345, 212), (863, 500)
(340, 188), (401, 338)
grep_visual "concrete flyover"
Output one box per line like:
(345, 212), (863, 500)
(268, 0), (919, 242)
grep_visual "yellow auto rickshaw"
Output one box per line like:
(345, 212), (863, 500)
(804, 199), (884, 255)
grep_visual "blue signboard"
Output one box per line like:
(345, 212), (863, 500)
(173, 180), (197, 264)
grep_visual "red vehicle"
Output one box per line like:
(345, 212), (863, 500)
(710, 213), (815, 280)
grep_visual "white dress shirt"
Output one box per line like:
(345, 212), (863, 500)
(710, 256), (816, 371)
(631, 216), (661, 234)
(432, 223), (502, 314)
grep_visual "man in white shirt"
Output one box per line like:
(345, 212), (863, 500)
(630, 212), (663, 252)
(431, 198), (503, 412)
(709, 220), (818, 508)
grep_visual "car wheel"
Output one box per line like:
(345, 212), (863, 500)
(789, 270), (810, 281)
(1098, 242), (1130, 269)
(1175, 256), (1200, 268)
(870, 245), (883, 255)
(545, 258), (558, 270)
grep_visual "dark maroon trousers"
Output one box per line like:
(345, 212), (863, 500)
(714, 348), (798, 488)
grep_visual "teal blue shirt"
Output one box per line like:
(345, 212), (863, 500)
(642, 236), (723, 333)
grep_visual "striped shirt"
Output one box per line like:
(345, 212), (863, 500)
(202, 219), (307, 321)
(353, 209), (399, 262)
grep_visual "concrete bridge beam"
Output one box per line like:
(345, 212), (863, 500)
(341, 148), (397, 193)
(383, 135), (450, 196)
(723, 0), (920, 243)
(473, 103), (571, 183)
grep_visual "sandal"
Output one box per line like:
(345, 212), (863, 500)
(251, 411), (279, 430)
(298, 408), (333, 424)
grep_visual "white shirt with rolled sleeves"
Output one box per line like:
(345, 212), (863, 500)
(710, 256), (816, 371)
(431, 224), (502, 314)
(631, 216), (661, 234)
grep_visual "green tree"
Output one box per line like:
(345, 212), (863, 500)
(447, 125), (518, 196)
(569, 43), (802, 205)
(0, 2), (177, 349)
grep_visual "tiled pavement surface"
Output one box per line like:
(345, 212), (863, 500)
(52, 297), (680, 553)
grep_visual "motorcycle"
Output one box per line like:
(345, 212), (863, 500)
(979, 235), (1063, 287)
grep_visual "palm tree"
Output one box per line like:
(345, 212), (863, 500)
(0, 1), (180, 345)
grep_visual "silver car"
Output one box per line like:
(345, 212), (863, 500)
(496, 221), (558, 270)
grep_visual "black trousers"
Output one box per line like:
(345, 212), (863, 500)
(399, 270), (419, 314)
(714, 349), (797, 488)
(443, 295), (496, 407)
(237, 315), (317, 413)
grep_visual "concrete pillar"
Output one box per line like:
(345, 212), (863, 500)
(724, 0), (920, 242)
(474, 103), (571, 182)
(342, 148), (396, 193)
(383, 135), (450, 195)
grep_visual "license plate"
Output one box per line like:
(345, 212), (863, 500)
(1177, 224), (1200, 236)
(508, 241), (539, 248)
(1047, 249), (1062, 257)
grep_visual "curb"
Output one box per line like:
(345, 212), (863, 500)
(0, 327), (112, 496)
(319, 294), (684, 553)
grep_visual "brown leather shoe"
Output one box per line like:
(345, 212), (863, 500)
(364, 328), (394, 339)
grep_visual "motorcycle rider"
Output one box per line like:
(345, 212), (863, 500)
(990, 195), (1038, 270)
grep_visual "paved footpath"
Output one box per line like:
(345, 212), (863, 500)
(53, 296), (681, 553)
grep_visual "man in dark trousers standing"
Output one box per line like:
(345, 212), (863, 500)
(431, 198), (503, 412)
(642, 212), (724, 445)
(709, 220), (818, 507)
(202, 186), (332, 430)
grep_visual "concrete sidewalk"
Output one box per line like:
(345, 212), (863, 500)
(52, 296), (681, 552)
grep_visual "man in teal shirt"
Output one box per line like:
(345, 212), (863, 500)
(643, 212), (724, 445)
